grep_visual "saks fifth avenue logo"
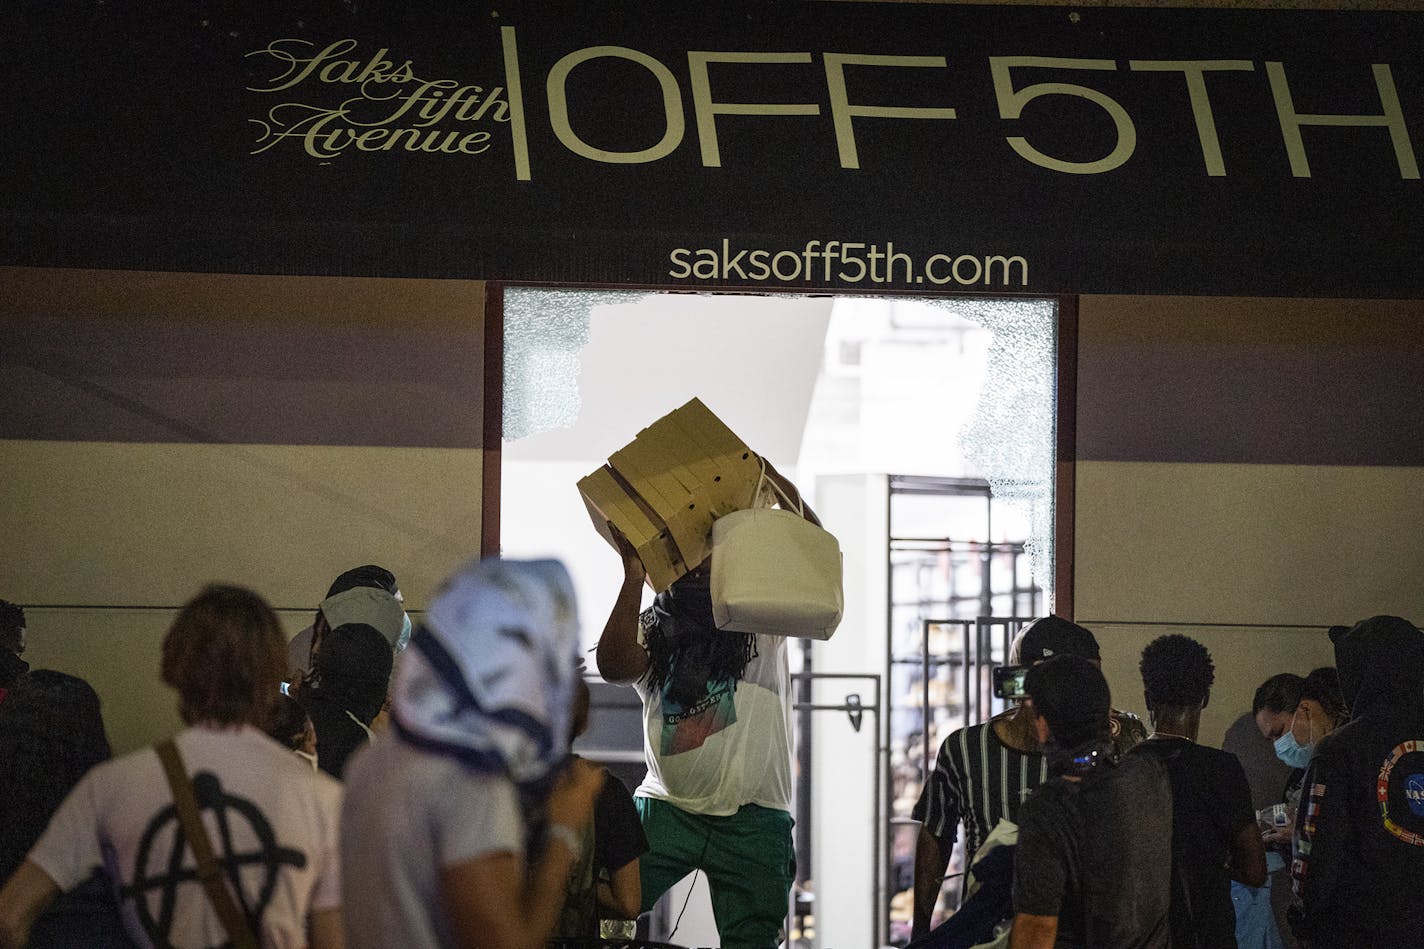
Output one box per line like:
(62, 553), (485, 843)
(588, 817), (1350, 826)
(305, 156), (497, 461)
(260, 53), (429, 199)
(246, 39), (508, 159)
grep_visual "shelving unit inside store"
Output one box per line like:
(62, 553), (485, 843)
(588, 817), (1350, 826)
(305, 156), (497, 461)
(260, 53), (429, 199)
(884, 475), (1041, 945)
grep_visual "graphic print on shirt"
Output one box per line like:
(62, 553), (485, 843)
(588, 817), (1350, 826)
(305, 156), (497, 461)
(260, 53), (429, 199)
(659, 675), (737, 756)
(124, 771), (306, 942)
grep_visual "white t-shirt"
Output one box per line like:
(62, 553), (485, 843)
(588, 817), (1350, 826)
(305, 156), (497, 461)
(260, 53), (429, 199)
(634, 632), (793, 816)
(340, 737), (524, 949)
(29, 725), (342, 949)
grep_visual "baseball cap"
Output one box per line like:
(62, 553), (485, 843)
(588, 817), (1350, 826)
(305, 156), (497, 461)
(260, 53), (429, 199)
(325, 564), (399, 599)
(1015, 615), (1101, 664)
(319, 586), (405, 649)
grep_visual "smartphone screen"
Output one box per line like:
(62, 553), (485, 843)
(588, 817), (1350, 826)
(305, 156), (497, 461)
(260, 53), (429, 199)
(992, 664), (1029, 700)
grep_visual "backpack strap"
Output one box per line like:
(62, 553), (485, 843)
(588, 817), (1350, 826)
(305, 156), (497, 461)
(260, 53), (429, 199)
(154, 739), (259, 949)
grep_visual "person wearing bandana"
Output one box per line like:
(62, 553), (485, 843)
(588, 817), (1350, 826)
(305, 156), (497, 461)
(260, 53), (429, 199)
(339, 557), (604, 949)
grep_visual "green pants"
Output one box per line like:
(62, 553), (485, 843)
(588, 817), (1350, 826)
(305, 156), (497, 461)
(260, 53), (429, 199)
(635, 796), (795, 949)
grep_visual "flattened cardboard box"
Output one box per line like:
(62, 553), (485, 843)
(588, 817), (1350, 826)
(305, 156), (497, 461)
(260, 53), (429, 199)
(578, 398), (762, 592)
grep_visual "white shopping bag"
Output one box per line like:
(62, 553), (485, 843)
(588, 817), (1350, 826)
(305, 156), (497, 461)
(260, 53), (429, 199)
(710, 463), (843, 640)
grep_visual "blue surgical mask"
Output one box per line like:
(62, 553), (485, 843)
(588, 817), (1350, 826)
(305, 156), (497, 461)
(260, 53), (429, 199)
(396, 612), (412, 652)
(1274, 709), (1316, 768)
(1274, 730), (1313, 769)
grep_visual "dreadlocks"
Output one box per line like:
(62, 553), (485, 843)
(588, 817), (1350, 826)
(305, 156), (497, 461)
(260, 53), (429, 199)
(639, 568), (758, 706)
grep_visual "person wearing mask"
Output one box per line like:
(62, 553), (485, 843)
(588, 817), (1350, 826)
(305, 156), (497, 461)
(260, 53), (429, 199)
(1254, 669), (1346, 946)
(1256, 670), (1347, 844)
(339, 557), (604, 949)
(1009, 654), (1172, 949)
(1258, 668), (1347, 776)
(1131, 634), (1267, 949)
(1290, 616), (1424, 948)
(911, 616), (1146, 940)
(1227, 674), (1298, 949)
(0, 585), (344, 949)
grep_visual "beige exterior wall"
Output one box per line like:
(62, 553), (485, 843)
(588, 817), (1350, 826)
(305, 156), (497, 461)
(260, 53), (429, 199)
(6, 443), (483, 753)
(1072, 294), (1424, 746)
(1078, 461), (1424, 745)
(1, 269), (487, 753)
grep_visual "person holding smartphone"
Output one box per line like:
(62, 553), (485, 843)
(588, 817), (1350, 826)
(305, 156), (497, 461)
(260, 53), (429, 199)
(910, 615), (1146, 941)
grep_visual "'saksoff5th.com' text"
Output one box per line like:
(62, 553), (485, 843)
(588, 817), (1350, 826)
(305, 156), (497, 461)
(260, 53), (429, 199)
(668, 240), (1029, 287)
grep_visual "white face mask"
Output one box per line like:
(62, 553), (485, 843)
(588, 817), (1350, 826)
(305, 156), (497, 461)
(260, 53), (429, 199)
(294, 749), (319, 771)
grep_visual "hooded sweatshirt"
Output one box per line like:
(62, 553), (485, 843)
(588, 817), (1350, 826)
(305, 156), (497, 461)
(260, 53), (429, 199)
(1291, 615), (1424, 946)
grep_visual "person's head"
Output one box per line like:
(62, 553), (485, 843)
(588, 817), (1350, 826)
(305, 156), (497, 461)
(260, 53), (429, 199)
(161, 585), (286, 727)
(311, 585), (407, 669)
(1252, 672), (1305, 742)
(1294, 667), (1347, 738)
(642, 568), (757, 703)
(310, 564), (405, 649)
(0, 599), (26, 656)
(326, 565), (400, 601)
(1329, 615), (1424, 718)
(391, 557), (581, 793)
(1252, 668), (1344, 769)
(263, 691), (317, 759)
(1139, 634), (1215, 714)
(1024, 653), (1112, 752)
(310, 621), (394, 725)
(1012, 615), (1101, 667)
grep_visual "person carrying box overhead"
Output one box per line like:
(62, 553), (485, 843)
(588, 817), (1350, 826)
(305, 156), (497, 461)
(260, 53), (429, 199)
(596, 456), (817, 949)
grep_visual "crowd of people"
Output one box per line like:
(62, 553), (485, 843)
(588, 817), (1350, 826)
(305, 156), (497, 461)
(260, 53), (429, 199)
(0, 561), (616, 949)
(1, 552), (1422, 949)
(909, 615), (1424, 949)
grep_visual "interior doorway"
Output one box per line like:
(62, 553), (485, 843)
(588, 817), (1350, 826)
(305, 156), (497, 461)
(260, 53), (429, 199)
(498, 288), (1059, 947)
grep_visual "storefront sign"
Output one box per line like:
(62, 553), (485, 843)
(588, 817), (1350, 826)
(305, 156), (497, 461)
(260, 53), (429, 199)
(2, 2), (1420, 297)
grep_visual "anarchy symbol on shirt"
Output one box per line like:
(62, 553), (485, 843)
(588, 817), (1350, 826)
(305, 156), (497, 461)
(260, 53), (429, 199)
(124, 771), (306, 946)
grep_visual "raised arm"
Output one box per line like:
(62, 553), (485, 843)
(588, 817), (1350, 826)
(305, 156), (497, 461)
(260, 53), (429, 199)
(595, 526), (650, 685)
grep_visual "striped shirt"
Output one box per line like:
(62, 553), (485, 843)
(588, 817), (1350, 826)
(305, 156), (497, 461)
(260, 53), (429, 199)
(912, 720), (1049, 867)
(913, 711), (1150, 867)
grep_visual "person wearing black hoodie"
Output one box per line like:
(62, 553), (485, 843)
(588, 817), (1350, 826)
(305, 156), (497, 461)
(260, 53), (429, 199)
(1290, 615), (1424, 948)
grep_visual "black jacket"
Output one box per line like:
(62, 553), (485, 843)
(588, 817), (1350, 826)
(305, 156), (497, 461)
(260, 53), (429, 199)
(0, 649), (28, 691)
(1292, 615), (1424, 947)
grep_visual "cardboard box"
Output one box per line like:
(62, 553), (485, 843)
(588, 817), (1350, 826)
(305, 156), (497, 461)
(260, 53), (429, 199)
(578, 398), (762, 592)
(578, 465), (685, 591)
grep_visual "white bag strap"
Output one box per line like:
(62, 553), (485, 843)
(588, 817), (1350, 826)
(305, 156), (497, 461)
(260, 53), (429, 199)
(749, 454), (802, 516)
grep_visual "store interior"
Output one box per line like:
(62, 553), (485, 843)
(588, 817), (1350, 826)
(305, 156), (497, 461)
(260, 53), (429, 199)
(499, 289), (1056, 945)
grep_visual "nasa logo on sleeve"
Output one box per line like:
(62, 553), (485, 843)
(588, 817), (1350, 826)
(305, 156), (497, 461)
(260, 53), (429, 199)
(1377, 740), (1424, 846)
(1407, 774), (1424, 818)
